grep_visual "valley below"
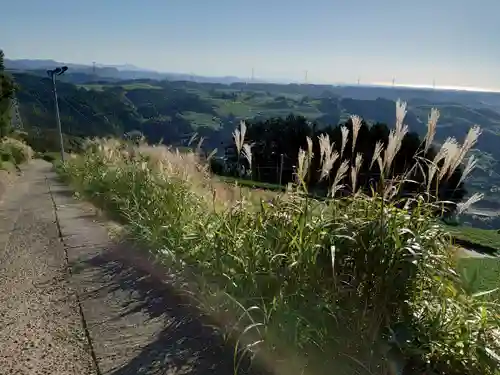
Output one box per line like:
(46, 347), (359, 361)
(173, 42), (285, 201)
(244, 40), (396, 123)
(9, 67), (500, 232)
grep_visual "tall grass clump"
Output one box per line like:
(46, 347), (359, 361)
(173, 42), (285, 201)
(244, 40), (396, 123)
(0, 136), (33, 169)
(59, 107), (500, 375)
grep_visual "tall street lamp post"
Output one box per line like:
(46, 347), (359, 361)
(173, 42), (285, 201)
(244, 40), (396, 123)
(47, 66), (68, 161)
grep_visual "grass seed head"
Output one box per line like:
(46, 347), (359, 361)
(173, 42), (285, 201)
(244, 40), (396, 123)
(232, 121), (247, 155)
(370, 141), (384, 171)
(242, 143), (253, 170)
(320, 149), (339, 181)
(331, 159), (349, 197)
(318, 133), (330, 164)
(395, 99), (407, 132)
(457, 154), (477, 187)
(456, 192), (484, 215)
(350, 153), (364, 193)
(448, 125), (482, 180)
(297, 148), (308, 183)
(350, 115), (362, 154)
(306, 136), (314, 163)
(340, 126), (349, 159)
(424, 108), (440, 153)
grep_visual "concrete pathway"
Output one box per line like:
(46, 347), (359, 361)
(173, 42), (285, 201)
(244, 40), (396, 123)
(0, 160), (96, 374)
(0, 160), (264, 375)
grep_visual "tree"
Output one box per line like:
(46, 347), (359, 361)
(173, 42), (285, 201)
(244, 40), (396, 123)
(0, 49), (15, 137)
(222, 115), (467, 212)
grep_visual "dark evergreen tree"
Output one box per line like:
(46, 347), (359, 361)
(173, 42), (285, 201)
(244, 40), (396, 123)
(222, 115), (467, 212)
(0, 50), (15, 137)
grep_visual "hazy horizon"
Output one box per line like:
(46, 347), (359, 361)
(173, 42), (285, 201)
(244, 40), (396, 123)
(3, 0), (500, 90)
(9, 56), (500, 93)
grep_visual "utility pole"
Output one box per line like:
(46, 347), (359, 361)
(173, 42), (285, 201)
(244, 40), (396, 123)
(392, 77), (395, 88)
(47, 66), (68, 162)
(279, 153), (284, 186)
(305, 70), (308, 84)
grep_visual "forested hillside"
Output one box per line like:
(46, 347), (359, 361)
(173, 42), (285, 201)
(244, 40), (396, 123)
(11, 71), (500, 228)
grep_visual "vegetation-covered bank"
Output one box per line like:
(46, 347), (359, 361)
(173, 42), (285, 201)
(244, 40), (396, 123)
(0, 137), (33, 201)
(58, 104), (500, 375)
(0, 137), (33, 171)
(1, 50), (34, 172)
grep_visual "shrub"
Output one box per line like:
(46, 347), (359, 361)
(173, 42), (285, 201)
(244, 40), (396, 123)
(41, 153), (57, 163)
(0, 137), (33, 167)
(59, 103), (500, 375)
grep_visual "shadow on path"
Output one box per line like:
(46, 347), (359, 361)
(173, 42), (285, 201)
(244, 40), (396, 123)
(74, 242), (269, 375)
(48, 171), (272, 375)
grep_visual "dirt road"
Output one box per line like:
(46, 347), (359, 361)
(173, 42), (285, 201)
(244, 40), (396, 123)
(0, 160), (264, 375)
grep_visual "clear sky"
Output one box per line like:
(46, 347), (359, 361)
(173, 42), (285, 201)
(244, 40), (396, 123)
(3, 0), (500, 89)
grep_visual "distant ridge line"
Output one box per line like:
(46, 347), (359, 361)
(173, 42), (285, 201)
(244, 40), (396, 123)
(6, 58), (500, 94)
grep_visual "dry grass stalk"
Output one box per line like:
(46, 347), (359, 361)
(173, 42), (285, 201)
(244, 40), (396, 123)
(188, 132), (198, 147)
(232, 121), (247, 155)
(340, 126), (349, 159)
(196, 136), (205, 154)
(447, 125), (482, 180)
(242, 143), (253, 170)
(370, 141), (384, 171)
(456, 192), (484, 215)
(297, 148), (308, 183)
(383, 124), (408, 173)
(426, 144), (448, 193)
(331, 159), (349, 197)
(395, 99), (407, 132)
(318, 133), (338, 181)
(350, 153), (364, 193)
(320, 148), (339, 181)
(306, 136), (313, 162)
(318, 133), (330, 164)
(457, 155), (477, 187)
(424, 108), (440, 153)
(350, 115), (362, 154)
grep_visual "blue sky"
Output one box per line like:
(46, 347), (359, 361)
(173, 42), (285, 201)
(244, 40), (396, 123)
(3, 0), (500, 89)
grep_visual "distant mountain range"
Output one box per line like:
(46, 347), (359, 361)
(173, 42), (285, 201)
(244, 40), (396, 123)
(5, 58), (269, 85)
